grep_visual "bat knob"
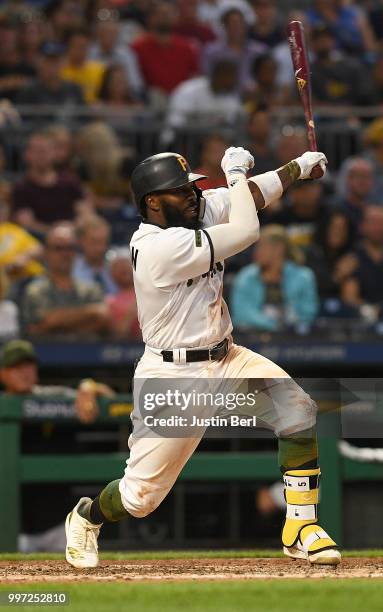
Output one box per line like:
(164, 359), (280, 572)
(310, 164), (324, 180)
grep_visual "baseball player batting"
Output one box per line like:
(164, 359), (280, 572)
(65, 146), (340, 567)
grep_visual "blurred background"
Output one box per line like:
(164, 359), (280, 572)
(1, 0), (383, 553)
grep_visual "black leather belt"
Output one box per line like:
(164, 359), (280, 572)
(161, 338), (229, 363)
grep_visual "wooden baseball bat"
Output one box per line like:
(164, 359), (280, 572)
(287, 20), (323, 179)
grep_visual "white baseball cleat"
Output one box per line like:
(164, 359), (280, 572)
(284, 535), (341, 566)
(65, 497), (101, 568)
(284, 544), (341, 565)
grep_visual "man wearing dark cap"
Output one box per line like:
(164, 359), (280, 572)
(1, 336), (117, 419)
(0, 339), (39, 394)
(0, 338), (114, 552)
(16, 41), (84, 112)
(0, 338), (112, 424)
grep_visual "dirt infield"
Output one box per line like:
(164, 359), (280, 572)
(1, 558), (382, 583)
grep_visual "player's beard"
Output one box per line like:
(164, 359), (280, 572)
(161, 201), (201, 230)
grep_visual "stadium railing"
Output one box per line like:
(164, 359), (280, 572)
(1, 105), (379, 172)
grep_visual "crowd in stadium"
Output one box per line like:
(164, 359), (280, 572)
(1, 0), (383, 340)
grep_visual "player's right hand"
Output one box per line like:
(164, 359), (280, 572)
(295, 151), (327, 179)
(221, 146), (254, 176)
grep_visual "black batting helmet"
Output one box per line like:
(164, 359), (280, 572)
(131, 152), (207, 217)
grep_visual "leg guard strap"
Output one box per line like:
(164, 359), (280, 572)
(299, 525), (338, 555)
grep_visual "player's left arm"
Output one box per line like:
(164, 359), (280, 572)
(207, 152), (327, 224)
(247, 152), (328, 211)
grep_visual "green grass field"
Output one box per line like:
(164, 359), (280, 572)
(0, 580), (383, 612)
(1, 551), (382, 612)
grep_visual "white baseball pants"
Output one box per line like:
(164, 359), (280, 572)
(119, 342), (317, 517)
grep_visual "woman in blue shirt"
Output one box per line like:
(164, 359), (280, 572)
(231, 225), (319, 332)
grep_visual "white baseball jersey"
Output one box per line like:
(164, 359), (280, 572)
(130, 188), (233, 349)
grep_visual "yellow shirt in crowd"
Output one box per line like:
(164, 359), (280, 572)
(0, 222), (44, 279)
(61, 61), (105, 104)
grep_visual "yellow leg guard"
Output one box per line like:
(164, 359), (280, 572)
(282, 468), (341, 565)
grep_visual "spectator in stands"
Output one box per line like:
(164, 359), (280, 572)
(131, 0), (200, 96)
(306, 0), (376, 57)
(45, 0), (86, 42)
(216, 0), (257, 32)
(342, 206), (383, 319)
(12, 131), (83, 236)
(44, 124), (76, 177)
(77, 156), (139, 246)
(165, 58), (242, 135)
(245, 107), (278, 175)
(75, 121), (131, 199)
(96, 64), (143, 112)
(198, 1), (256, 30)
(335, 157), (376, 234)
(202, 4), (265, 92)
(361, 118), (383, 205)
(73, 216), (116, 295)
(250, 0), (284, 48)
(71, 122), (140, 245)
(197, 0), (225, 31)
(231, 225), (319, 331)
(269, 181), (329, 251)
(0, 268), (19, 340)
(305, 211), (357, 307)
(310, 24), (374, 106)
(16, 41), (84, 113)
(0, 199), (44, 284)
(21, 222), (109, 337)
(109, 1), (150, 44)
(61, 29), (105, 104)
(244, 53), (287, 111)
(174, 0), (216, 46)
(105, 248), (140, 339)
(0, 339), (65, 396)
(193, 134), (229, 191)
(88, 17), (144, 98)
(19, 16), (45, 67)
(0, 18), (36, 103)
